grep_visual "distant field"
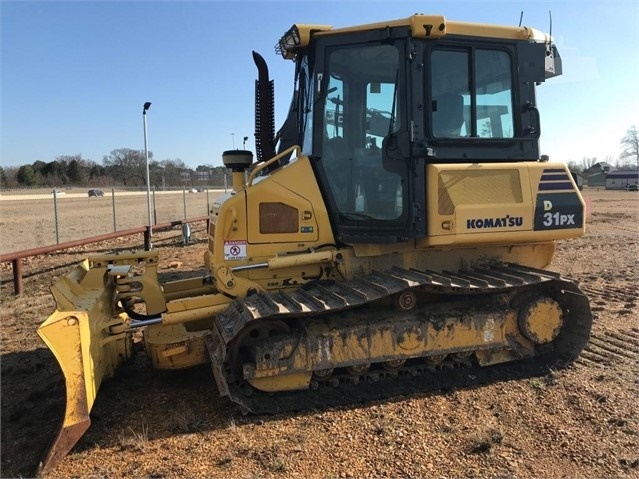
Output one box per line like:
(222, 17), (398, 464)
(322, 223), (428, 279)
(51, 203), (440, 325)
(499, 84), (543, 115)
(0, 189), (225, 254)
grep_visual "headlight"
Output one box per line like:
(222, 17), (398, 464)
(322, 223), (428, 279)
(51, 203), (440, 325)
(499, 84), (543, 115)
(276, 26), (301, 59)
(275, 24), (333, 59)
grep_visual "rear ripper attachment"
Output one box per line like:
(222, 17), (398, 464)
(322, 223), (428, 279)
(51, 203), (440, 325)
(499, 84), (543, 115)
(207, 263), (592, 414)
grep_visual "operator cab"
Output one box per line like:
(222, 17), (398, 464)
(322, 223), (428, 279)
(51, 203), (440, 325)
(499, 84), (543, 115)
(273, 16), (561, 243)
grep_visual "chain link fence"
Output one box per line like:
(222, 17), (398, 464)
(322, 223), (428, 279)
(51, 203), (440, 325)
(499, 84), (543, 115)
(0, 186), (226, 255)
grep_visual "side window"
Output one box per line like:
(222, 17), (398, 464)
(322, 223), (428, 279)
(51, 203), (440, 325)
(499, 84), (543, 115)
(365, 82), (398, 149)
(430, 48), (514, 139)
(321, 44), (404, 221)
(431, 50), (469, 137)
(475, 50), (513, 138)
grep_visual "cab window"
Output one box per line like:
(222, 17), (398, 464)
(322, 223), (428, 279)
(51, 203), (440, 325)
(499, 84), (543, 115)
(321, 43), (404, 221)
(431, 48), (514, 139)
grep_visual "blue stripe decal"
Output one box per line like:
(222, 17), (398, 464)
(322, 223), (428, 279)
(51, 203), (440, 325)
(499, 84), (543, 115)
(543, 168), (566, 173)
(539, 182), (574, 191)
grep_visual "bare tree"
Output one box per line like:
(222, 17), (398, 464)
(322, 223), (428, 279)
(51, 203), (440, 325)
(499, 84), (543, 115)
(567, 160), (583, 173)
(103, 148), (152, 187)
(157, 158), (188, 186)
(580, 157), (598, 171)
(619, 125), (639, 167)
(1, 166), (19, 188)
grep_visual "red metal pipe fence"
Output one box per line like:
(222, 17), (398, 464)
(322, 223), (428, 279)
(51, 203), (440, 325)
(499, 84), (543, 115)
(0, 217), (208, 295)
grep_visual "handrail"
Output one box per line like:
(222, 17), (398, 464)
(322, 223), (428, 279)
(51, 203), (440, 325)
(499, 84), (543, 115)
(1, 216), (208, 295)
(247, 145), (301, 186)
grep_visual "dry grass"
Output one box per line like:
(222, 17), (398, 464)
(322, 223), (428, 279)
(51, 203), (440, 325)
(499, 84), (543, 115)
(118, 425), (150, 453)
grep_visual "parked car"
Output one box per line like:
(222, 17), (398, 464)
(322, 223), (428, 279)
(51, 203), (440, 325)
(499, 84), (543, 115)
(626, 184), (638, 192)
(88, 189), (104, 197)
(187, 188), (198, 193)
(51, 189), (65, 195)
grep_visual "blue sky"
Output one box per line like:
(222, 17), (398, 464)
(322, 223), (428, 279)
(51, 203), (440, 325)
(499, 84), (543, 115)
(1, 0), (638, 169)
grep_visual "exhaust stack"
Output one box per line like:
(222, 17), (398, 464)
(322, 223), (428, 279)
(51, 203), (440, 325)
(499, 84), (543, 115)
(252, 51), (276, 162)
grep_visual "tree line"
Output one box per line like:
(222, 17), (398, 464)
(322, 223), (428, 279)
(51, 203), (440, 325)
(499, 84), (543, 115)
(2, 127), (637, 188)
(0, 148), (230, 189)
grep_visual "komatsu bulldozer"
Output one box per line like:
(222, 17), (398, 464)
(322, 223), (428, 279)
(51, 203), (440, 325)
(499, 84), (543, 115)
(37, 14), (592, 474)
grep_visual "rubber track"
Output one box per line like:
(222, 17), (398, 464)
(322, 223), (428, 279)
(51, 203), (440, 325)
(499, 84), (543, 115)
(208, 263), (593, 414)
(216, 263), (561, 342)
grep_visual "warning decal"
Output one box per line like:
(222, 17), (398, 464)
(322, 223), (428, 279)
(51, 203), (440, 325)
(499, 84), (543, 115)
(224, 240), (247, 260)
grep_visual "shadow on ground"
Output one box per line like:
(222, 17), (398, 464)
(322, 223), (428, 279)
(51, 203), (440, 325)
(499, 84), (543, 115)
(0, 342), (559, 477)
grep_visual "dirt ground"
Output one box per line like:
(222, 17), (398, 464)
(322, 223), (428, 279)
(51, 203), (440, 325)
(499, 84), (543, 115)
(1, 188), (637, 479)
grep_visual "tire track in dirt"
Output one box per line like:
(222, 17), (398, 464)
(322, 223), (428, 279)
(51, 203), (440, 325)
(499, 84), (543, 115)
(583, 283), (638, 316)
(576, 328), (639, 369)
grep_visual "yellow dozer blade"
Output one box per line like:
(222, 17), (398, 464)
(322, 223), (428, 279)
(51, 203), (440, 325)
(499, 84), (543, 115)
(36, 259), (132, 475)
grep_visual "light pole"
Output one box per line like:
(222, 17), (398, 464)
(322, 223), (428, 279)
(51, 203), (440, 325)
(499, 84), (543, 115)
(143, 101), (152, 250)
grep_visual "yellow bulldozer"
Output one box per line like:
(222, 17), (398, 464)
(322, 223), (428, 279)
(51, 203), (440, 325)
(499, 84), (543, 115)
(37, 14), (592, 474)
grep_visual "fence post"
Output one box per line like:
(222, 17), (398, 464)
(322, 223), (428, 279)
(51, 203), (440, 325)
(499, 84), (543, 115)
(53, 190), (60, 244)
(111, 188), (117, 232)
(183, 188), (187, 219)
(153, 187), (157, 225)
(12, 259), (23, 295)
(144, 226), (151, 251)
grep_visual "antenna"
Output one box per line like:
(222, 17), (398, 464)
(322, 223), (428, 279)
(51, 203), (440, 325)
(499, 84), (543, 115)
(518, 11), (524, 27)
(543, 10), (562, 79)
